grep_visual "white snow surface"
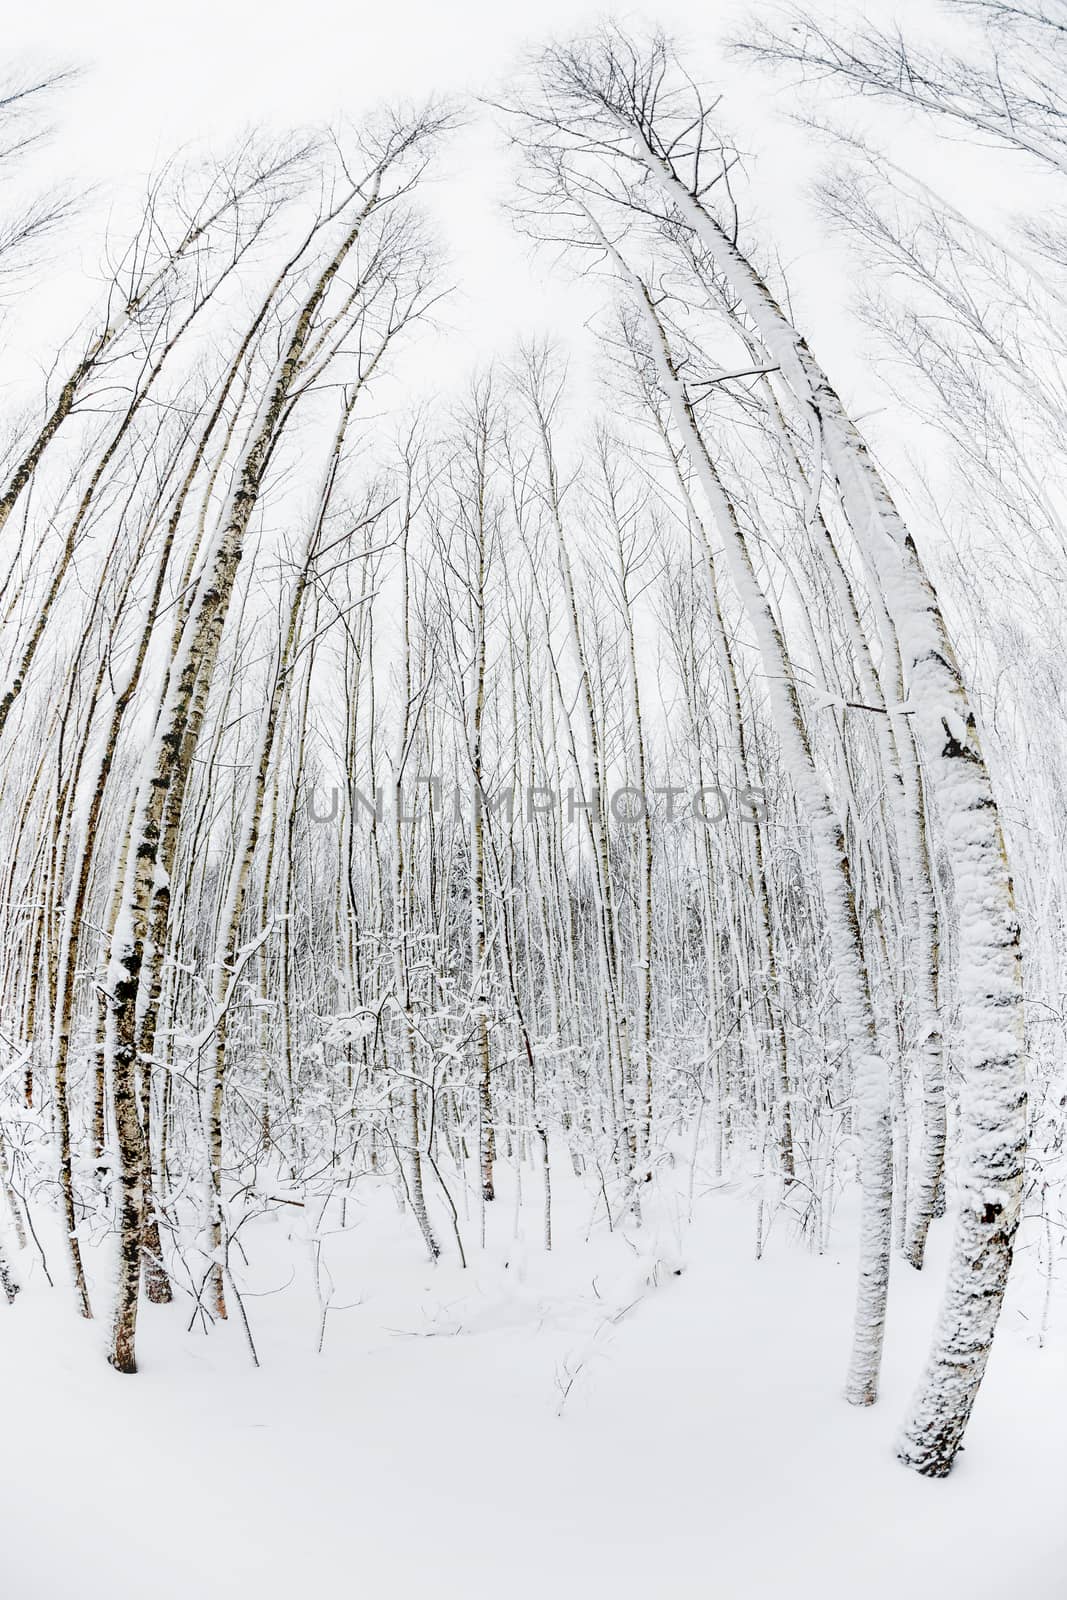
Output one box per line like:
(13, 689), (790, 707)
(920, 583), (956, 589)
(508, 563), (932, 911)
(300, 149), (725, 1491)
(2, 1168), (1064, 1599)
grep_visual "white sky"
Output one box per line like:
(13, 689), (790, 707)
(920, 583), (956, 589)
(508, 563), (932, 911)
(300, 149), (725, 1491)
(4, 2), (702, 385)
(1, 1), (861, 399)
(4, 1), (1037, 477)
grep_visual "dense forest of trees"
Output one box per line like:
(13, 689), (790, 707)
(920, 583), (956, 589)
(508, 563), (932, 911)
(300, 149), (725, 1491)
(0, 3), (1063, 1486)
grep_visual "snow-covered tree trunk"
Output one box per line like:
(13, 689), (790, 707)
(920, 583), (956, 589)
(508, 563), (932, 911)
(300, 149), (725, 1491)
(622, 127), (1025, 1471)
(613, 248), (892, 1403)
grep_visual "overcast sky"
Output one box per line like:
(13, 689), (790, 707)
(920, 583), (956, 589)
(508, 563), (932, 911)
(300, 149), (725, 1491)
(4, 1), (1026, 459)
(0, 2), (843, 394)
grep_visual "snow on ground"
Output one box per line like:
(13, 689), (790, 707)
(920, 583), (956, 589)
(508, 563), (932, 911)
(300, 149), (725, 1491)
(2, 1163), (1065, 1599)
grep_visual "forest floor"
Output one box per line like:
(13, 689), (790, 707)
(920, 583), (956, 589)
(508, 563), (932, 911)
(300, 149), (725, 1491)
(2, 1159), (1065, 1599)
